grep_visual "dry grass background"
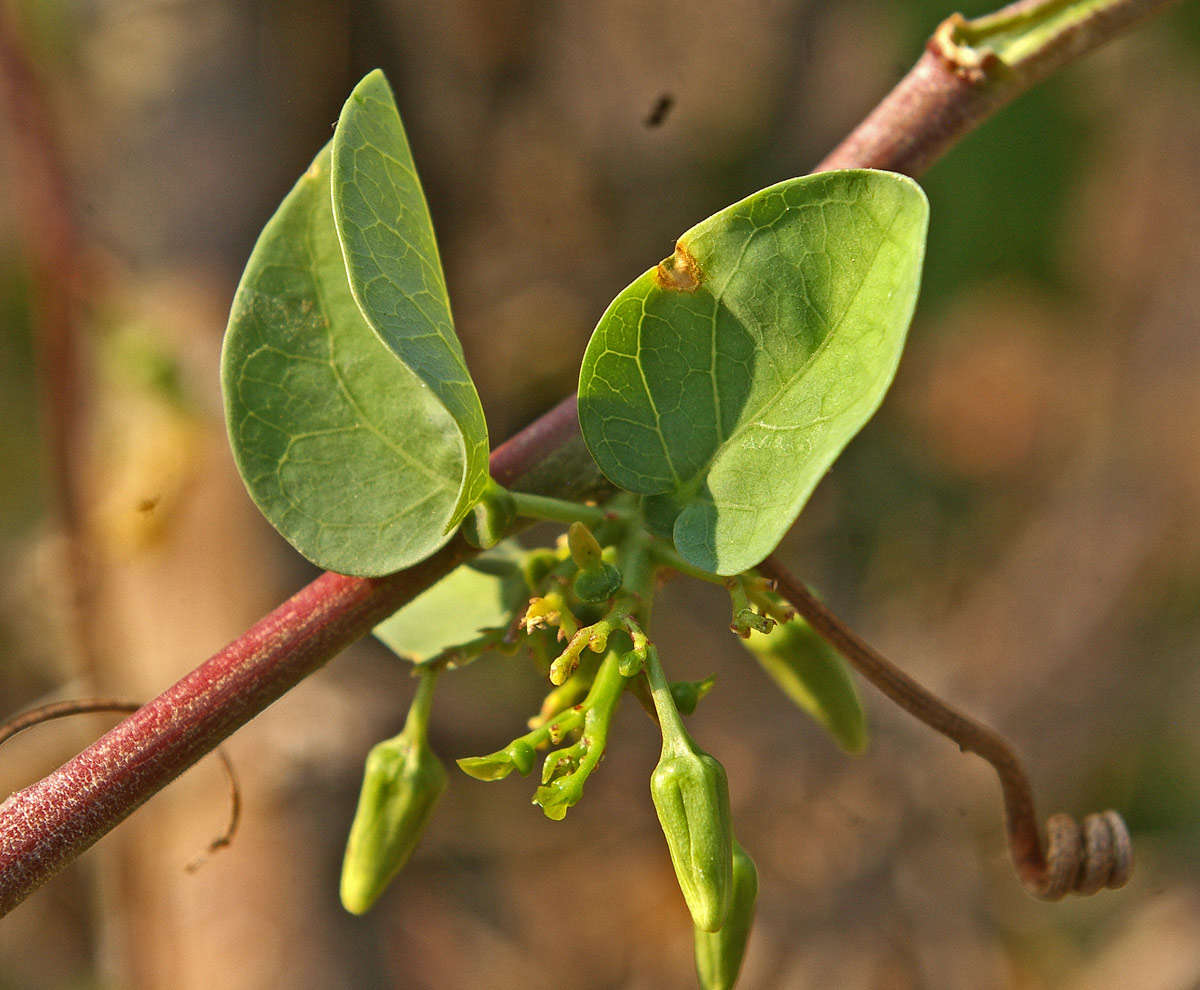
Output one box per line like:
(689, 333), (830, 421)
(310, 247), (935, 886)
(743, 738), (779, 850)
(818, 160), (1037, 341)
(2, 1), (1199, 988)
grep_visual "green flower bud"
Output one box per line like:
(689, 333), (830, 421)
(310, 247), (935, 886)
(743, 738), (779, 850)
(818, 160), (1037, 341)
(340, 670), (445, 915)
(566, 520), (604, 569)
(694, 839), (758, 990)
(572, 561), (623, 603)
(339, 728), (446, 915)
(651, 736), (734, 932)
(462, 481), (517, 549)
(619, 648), (646, 677)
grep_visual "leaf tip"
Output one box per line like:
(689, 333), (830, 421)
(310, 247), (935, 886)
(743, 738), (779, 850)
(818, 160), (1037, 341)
(654, 241), (703, 293)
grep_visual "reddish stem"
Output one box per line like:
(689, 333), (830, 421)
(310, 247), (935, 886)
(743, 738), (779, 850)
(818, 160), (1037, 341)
(0, 402), (582, 916)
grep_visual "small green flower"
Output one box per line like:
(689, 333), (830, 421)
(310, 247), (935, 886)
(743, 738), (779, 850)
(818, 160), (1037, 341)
(456, 738), (536, 781)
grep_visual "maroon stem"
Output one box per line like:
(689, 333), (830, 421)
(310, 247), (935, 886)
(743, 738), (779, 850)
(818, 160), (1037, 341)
(815, 46), (1004, 175)
(0, 0), (1176, 915)
(0, 399), (581, 916)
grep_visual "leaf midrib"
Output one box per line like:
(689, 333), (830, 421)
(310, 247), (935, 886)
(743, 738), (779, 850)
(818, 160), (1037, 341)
(305, 171), (460, 499)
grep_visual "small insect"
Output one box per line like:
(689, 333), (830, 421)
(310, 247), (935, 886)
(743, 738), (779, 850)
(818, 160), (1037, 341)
(643, 93), (674, 129)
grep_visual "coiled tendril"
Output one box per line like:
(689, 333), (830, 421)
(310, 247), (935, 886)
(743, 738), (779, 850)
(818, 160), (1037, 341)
(1019, 809), (1132, 900)
(757, 556), (1133, 901)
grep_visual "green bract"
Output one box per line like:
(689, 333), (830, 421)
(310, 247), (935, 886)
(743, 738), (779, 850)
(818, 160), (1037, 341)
(221, 70), (488, 576)
(578, 170), (928, 575)
(461, 480), (518, 550)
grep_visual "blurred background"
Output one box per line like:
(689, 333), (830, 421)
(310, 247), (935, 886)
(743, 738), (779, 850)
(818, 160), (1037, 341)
(2, 1), (1199, 987)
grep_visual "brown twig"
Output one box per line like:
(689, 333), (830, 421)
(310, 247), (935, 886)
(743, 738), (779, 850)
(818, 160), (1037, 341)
(0, 699), (143, 748)
(0, 700), (242, 874)
(817, 0), (1182, 174)
(756, 557), (1133, 900)
(0, 0), (1172, 915)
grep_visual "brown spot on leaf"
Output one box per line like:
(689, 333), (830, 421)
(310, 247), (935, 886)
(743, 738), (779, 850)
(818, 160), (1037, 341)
(654, 242), (702, 292)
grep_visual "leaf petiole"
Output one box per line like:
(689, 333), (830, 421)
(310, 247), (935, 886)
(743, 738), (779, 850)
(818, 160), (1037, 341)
(509, 491), (611, 528)
(647, 543), (726, 585)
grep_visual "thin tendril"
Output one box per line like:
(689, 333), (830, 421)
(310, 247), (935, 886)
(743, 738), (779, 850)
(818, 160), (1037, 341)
(757, 555), (1132, 900)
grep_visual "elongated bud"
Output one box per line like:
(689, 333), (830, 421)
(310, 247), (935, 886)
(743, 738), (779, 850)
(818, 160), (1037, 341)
(694, 839), (758, 990)
(340, 673), (446, 915)
(742, 619), (867, 755)
(651, 737), (734, 932)
(643, 641), (734, 932)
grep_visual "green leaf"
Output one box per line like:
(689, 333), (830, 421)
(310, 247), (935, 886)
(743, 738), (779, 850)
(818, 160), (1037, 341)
(373, 542), (525, 663)
(331, 69), (490, 527)
(578, 170), (928, 575)
(221, 72), (487, 577)
(742, 619), (867, 755)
